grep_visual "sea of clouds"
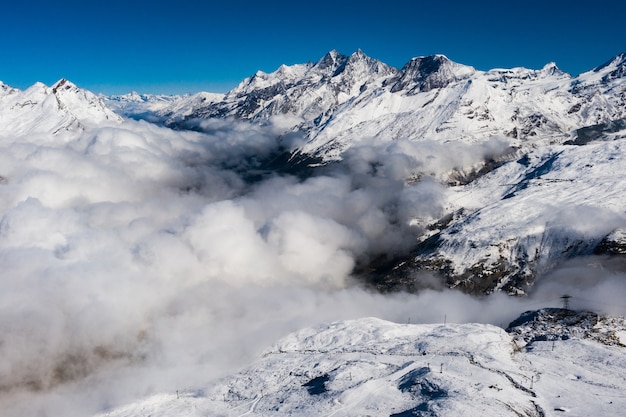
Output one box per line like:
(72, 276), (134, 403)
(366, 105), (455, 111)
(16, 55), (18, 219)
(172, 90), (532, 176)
(0, 117), (623, 416)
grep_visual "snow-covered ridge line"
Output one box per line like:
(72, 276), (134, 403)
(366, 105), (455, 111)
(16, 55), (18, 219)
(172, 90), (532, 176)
(102, 91), (225, 124)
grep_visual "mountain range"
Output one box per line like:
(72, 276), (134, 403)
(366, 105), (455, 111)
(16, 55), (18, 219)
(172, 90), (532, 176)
(104, 50), (626, 294)
(0, 78), (120, 137)
(108, 50), (626, 158)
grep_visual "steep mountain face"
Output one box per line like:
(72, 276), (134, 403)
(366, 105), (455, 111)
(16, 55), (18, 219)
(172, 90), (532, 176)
(96, 315), (626, 417)
(0, 79), (121, 136)
(385, 54), (476, 93)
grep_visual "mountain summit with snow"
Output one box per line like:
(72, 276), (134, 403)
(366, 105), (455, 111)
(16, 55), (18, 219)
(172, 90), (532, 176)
(0, 78), (121, 137)
(386, 54), (475, 93)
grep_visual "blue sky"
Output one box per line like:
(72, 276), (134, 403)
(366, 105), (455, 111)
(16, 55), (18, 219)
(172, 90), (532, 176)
(1, 0), (624, 95)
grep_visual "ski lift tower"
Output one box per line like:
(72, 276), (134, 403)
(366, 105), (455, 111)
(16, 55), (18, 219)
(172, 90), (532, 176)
(560, 294), (572, 310)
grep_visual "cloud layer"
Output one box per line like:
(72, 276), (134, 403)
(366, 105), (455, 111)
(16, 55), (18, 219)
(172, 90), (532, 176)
(0, 119), (623, 416)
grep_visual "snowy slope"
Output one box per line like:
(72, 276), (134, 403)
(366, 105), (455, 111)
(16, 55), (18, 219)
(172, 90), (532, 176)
(393, 138), (626, 294)
(0, 79), (121, 137)
(96, 314), (626, 417)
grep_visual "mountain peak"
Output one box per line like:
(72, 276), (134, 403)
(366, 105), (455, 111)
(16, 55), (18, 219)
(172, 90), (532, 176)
(539, 62), (566, 77)
(351, 48), (366, 59)
(316, 49), (349, 73)
(52, 78), (78, 94)
(594, 52), (626, 71)
(389, 54), (474, 93)
(408, 54), (452, 66)
(326, 49), (397, 81)
(325, 48), (342, 59)
(592, 52), (626, 82)
(345, 48), (379, 65)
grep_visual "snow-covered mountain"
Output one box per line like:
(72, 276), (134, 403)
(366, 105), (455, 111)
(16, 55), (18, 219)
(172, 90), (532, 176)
(3, 51), (625, 294)
(96, 313), (626, 417)
(0, 79), (121, 136)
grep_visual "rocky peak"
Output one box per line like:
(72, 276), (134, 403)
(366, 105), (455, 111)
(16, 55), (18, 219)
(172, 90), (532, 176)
(538, 62), (567, 77)
(52, 78), (78, 94)
(49, 78), (123, 125)
(333, 49), (397, 78)
(388, 54), (475, 94)
(314, 49), (349, 76)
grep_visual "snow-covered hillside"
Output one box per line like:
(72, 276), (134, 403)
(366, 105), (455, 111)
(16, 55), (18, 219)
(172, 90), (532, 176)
(96, 314), (626, 417)
(381, 138), (626, 294)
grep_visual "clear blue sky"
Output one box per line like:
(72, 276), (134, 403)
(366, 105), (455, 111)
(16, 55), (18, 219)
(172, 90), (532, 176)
(1, 0), (624, 95)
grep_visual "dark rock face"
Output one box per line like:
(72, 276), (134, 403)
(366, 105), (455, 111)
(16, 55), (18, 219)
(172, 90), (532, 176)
(570, 117), (626, 145)
(302, 374), (330, 395)
(506, 308), (626, 348)
(387, 55), (473, 94)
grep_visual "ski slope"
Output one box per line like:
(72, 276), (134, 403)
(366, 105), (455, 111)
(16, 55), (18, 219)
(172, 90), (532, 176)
(97, 315), (626, 417)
